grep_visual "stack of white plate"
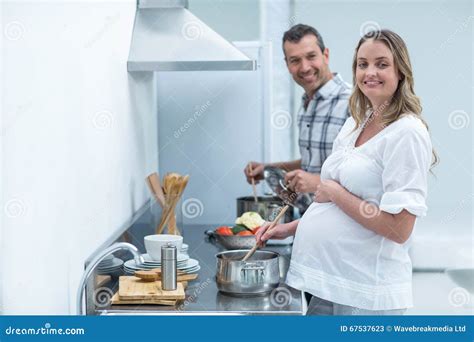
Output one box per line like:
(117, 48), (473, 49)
(97, 254), (124, 276)
(123, 253), (200, 275)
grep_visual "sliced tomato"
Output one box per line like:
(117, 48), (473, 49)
(216, 226), (233, 235)
(237, 230), (253, 236)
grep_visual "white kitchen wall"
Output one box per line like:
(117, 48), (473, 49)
(260, 1), (295, 167)
(155, 43), (271, 225)
(1, 1), (157, 314)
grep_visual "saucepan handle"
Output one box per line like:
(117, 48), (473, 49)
(279, 179), (289, 191)
(205, 229), (215, 237)
(241, 263), (265, 283)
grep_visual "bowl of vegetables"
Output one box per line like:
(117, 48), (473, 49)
(205, 212), (264, 250)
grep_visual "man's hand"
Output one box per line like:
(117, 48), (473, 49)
(244, 161), (265, 184)
(284, 170), (320, 193)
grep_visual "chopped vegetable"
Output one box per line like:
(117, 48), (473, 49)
(235, 212), (265, 229)
(216, 226), (233, 236)
(237, 230), (253, 236)
(231, 224), (248, 235)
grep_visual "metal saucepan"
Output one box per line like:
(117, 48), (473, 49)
(216, 250), (280, 296)
(205, 230), (256, 250)
(236, 196), (294, 223)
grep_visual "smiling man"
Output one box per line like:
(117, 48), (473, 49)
(244, 24), (352, 213)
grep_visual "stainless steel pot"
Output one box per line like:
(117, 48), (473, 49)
(216, 250), (280, 296)
(236, 196), (294, 224)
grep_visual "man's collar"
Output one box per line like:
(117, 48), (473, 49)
(302, 73), (343, 101)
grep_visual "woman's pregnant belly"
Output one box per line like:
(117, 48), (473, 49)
(291, 202), (383, 284)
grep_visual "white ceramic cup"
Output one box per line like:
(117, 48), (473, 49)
(144, 234), (183, 261)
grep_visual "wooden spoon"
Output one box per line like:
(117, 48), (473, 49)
(156, 175), (189, 235)
(242, 205), (289, 261)
(146, 172), (166, 207)
(249, 164), (258, 203)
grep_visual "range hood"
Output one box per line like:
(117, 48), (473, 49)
(127, 0), (257, 71)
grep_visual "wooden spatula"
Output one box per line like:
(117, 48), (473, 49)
(249, 164), (258, 203)
(242, 205), (289, 262)
(146, 172), (166, 207)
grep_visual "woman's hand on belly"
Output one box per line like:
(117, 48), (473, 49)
(255, 220), (299, 245)
(326, 182), (417, 244)
(314, 179), (344, 203)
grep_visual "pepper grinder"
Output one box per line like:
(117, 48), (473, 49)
(161, 243), (177, 291)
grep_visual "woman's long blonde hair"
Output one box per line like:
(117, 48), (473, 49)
(349, 29), (438, 168)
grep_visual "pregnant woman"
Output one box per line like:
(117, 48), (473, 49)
(256, 29), (437, 315)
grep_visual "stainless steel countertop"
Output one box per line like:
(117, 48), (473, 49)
(93, 205), (303, 315)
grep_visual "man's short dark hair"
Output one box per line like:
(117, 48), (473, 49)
(282, 24), (326, 54)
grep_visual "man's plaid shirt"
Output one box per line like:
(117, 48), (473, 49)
(298, 73), (352, 173)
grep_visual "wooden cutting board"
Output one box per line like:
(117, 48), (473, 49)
(118, 276), (185, 300)
(111, 293), (177, 306)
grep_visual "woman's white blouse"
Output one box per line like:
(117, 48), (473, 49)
(286, 114), (432, 310)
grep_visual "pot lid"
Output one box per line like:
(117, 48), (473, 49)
(263, 166), (298, 207)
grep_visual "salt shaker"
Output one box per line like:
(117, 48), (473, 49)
(161, 243), (177, 291)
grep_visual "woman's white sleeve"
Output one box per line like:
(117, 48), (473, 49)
(379, 126), (432, 217)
